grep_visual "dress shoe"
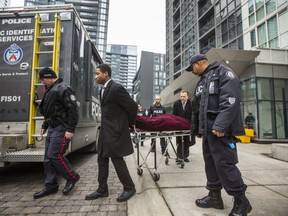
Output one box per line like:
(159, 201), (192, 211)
(229, 194), (252, 216)
(62, 173), (80, 195)
(184, 158), (190, 162)
(33, 186), (58, 199)
(116, 189), (136, 202)
(195, 190), (224, 209)
(85, 191), (109, 200)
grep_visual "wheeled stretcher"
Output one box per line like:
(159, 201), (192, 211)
(133, 114), (192, 181)
(132, 129), (191, 182)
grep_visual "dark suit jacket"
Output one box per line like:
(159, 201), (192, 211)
(98, 80), (138, 157)
(172, 99), (192, 121)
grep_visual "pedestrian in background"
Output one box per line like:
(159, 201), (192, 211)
(172, 90), (195, 162)
(186, 54), (252, 216)
(85, 63), (137, 202)
(245, 113), (255, 129)
(34, 67), (80, 199)
(148, 96), (167, 154)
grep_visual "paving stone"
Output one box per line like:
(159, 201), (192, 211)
(1, 207), (24, 215)
(80, 205), (99, 212)
(0, 152), (128, 216)
(21, 206), (43, 214)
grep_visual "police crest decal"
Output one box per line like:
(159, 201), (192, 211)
(3, 43), (23, 65)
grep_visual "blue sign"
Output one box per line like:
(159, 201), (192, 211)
(3, 43), (23, 65)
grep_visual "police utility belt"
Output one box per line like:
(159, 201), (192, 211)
(46, 115), (68, 128)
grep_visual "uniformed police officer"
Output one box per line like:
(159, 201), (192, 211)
(148, 96), (167, 154)
(187, 54), (252, 216)
(34, 67), (80, 199)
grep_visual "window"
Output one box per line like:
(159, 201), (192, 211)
(256, 5), (265, 21)
(248, 0), (254, 14)
(249, 14), (255, 26)
(255, 0), (264, 9)
(228, 1), (235, 13)
(257, 78), (273, 100)
(258, 101), (274, 138)
(266, 0), (276, 15)
(274, 79), (288, 101)
(251, 29), (257, 47)
(241, 78), (256, 101)
(257, 23), (266, 47)
(267, 16), (278, 48)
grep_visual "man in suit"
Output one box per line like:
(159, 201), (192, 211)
(85, 64), (138, 202)
(172, 90), (195, 162)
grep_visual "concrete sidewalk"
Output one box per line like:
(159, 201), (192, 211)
(127, 137), (288, 216)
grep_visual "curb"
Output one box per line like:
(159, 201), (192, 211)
(126, 152), (172, 216)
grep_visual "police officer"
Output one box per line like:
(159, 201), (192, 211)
(186, 54), (252, 216)
(34, 67), (80, 199)
(148, 96), (167, 154)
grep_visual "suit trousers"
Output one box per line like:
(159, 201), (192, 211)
(203, 133), (247, 196)
(176, 135), (190, 159)
(97, 155), (135, 193)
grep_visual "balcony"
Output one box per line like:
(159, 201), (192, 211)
(174, 47), (181, 57)
(173, 0), (180, 13)
(198, 1), (213, 18)
(173, 32), (181, 42)
(199, 19), (215, 37)
(200, 40), (216, 54)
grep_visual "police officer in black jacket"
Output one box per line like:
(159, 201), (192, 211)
(187, 54), (252, 216)
(148, 96), (167, 154)
(34, 67), (80, 199)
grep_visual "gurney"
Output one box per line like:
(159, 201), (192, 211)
(133, 114), (192, 181)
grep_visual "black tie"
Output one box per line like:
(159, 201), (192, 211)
(101, 86), (106, 99)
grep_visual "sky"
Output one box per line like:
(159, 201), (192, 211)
(10, 0), (166, 59)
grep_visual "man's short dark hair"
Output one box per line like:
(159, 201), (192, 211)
(97, 63), (111, 77)
(181, 90), (189, 96)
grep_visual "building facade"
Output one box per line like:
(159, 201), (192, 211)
(105, 44), (137, 96)
(163, 0), (288, 142)
(133, 51), (166, 109)
(24, 0), (109, 59)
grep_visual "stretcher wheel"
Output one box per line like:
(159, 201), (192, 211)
(137, 168), (143, 176)
(180, 162), (185, 168)
(165, 157), (169, 165)
(152, 172), (160, 181)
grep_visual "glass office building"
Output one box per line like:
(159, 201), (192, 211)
(24, 0), (109, 59)
(106, 44), (137, 96)
(164, 0), (288, 142)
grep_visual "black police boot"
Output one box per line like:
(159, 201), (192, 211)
(195, 190), (224, 209)
(229, 194), (252, 216)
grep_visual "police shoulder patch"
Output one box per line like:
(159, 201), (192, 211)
(70, 95), (76, 101)
(226, 71), (235, 79)
(228, 97), (236, 104)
